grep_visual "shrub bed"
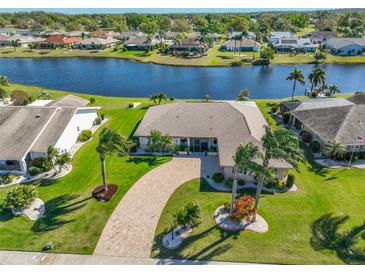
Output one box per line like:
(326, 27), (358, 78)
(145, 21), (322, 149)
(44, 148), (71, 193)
(2, 185), (37, 210)
(309, 141), (321, 153)
(212, 172), (224, 183)
(286, 174), (295, 188)
(28, 167), (41, 176)
(78, 129), (92, 142)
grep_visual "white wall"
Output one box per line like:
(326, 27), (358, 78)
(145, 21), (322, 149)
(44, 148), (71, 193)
(55, 108), (97, 153)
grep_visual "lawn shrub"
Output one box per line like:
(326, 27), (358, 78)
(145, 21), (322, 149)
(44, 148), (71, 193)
(11, 89), (33, 106)
(94, 117), (102, 125)
(2, 185), (37, 210)
(309, 141), (321, 153)
(78, 129), (92, 142)
(301, 131), (312, 143)
(226, 178), (233, 188)
(89, 97), (96, 104)
(229, 195), (256, 222)
(0, 173), (16, 185)
(100, 113), (105, 120)
(271, 105), (279, 113)
(30, 158), (47, 169)
(128, 103), (134, 108)
(282, 112), (290, 124)
(238, 179), (246, 186)
(28, 167), (41, 176)
(286, 174), (295, 188)
(212, 172), (224, 183)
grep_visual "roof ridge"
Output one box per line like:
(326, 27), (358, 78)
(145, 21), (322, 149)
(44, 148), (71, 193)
(334, 105), (355, 141)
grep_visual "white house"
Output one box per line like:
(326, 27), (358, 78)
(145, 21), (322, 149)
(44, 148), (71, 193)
(268, 31), (293, 44)
(324, 38), (365, 56)
(273, 37), (319, 52)
(0, 95), (99, 175)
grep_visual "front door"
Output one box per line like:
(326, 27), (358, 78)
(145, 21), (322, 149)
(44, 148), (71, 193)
(200, 141), (208, 152)
(193, 139), (200, 152)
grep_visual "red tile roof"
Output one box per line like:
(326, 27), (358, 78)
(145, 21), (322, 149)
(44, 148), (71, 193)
(47, 36), (81, 44)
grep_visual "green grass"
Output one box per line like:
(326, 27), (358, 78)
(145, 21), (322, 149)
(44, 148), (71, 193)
(0, 84), (171, 253)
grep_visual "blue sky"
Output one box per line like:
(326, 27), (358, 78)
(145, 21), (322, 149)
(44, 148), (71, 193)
(0, 8), (330, 14)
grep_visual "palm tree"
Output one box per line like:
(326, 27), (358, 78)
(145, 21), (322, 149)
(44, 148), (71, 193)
(160, 134), (174, 153)
(0, 75), (10, 86)
(56, 152), (71, 173)
(232, 143), (261, 213)
(253, 126), (304, 220)
(287, 68), (305, 101)
(324, 141), (346, 160)
(327, 84), (341, 97)
(47, 146), (60, 172)
(11, 40), (20, 52)
(150, 92), (168, 105)
(308, 67), (326, 93)
(96, 128), (132, 192)
(0, 87), (7, 101)
(37, 89), (52, 100)
(237, 89), (250, 101)
(252, 31), (263, 60)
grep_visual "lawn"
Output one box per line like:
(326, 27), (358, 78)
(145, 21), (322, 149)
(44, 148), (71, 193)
(152, 96), (365, 264)
(0, 84), (171, 253)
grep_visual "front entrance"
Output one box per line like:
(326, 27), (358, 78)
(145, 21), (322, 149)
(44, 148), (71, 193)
(191, 138), (209, 152)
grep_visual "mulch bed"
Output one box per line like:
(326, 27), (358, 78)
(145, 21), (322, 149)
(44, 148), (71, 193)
(92, 184), (118, 202)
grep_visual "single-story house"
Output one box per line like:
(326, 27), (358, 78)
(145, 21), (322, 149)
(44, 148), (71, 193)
(91, 31), (119, 39)
(220, 37), (262, 52)
(0, 95), (99, 175)
(0, 35), (46, 47)
(117, 31), (145, 41)
(268, 31), (293, 44)
(123, 37), (156, 50)
(36, 36), (81, 48)
(324, 38), (365, 56)
(67, 31), (87, 38)
(41, 30), (67, 37)
(186, 32), (201, 39)
(164, 31), (180, 40)
(273, 37), (319, 52)
(134, 101), (292, 181)
(307, 31), (337, 44)
(347, 92), (365, 105)
(169, 38), (208, 54)
(79, 37), (119, 49)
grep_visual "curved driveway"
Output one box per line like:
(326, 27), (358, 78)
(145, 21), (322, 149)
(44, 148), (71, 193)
(94, 156), (220, 258)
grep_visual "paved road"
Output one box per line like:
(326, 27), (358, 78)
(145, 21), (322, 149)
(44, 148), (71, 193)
(94, 156), (220, 258)
(0, 250), (241, 265)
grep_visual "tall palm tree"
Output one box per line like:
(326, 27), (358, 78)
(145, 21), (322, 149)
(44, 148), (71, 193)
(253, 126), (304, 220)
(327, 84), (341, 97)
(96, 128), (132, 191)
(287, 68), (305, 101)
(232, 143), (261, 213)
(150, 92), (168, 105)
(0, 87), (7, 101)
(324, 141), (346, 160)
(0, 75), (10, 86)
(47, 145), (60, 172)
(308, 67), (326, 93)
(11, 40), (20, 52)
(252, 31), (263, 60)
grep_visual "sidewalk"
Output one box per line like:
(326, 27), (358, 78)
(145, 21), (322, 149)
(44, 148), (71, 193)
(0, 250), (242, 265)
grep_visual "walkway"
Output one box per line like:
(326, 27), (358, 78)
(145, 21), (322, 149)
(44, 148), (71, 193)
(0, 250), (243, 265)
(94, 155), (220, 258)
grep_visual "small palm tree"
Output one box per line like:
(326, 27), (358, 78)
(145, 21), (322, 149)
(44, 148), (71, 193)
(160, 134), (174, 153)
(287, 68), (305, 101)
(0, 75), (10, 86)
(96, 128), (132, 191)
(56, 152), (71, 173)
(253, 126), (304, 220)
(232, 143), (261, 213)
(47, 146), (60, 173)
(252, 31), (263, 60)
(37, 89), (52, 100)
(309, 67), (326, 93)
(0, 87), (7, 101)
(324, 141), (346, 160)
(11, 40), (20, 52)
(327, 85), (341, 97)
(237, 89), (250, 101)
(150, 92), (168, 105)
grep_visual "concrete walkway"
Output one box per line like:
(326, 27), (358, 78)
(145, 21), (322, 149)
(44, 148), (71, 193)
(0, 250), (242, 265)
(94, 156), (220, 258)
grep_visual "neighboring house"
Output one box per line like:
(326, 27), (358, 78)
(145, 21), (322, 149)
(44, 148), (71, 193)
(164, 31), (180, 40)
(134, 101), (292, 181)
(228, 31), (244, 39)
(0, 95), (99, 175)
(0, 35), (46, 47)
(91, 31), (119, 39)
(67, 31), (86, 38)
(307, 31), (337, 44)
(123, 37), (156, 50)
(268, 31), (293, 44)
(36, 36), (81, 48)
(41, 30), (67, 37)
(79, 37), (119, 49)
(220, 37), (262, 52)
(281, 96), (365, 154)
(169, 38), (208, 54)
(324, 38), (365, 56)
(273, 37), (319, 52)
(117, 31), (145, 41)
(186, 32), (201, 39)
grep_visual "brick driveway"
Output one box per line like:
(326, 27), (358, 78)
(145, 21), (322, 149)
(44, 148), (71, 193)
(94, 155), (220, 258)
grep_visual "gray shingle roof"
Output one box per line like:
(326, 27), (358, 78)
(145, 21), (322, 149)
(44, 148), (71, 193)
(47, 95), (88, 108)
(221, 37), (261, 49)
(80, 37), (118, 46)
(348, 92), (365, 105)
(293, 105), (365, 144)
(0, 107), (57, 160)
(134, 101), (291, 168)
(325, 38), (365, 49)
(281, 98), (354, 112)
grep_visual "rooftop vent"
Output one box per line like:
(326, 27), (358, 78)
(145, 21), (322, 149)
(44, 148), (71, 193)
(35, 114), (41, 118)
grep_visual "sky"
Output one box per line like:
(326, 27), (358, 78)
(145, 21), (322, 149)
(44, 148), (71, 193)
(0, 8), (331, 14)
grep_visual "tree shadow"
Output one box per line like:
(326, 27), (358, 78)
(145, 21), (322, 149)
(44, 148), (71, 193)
(323, 169), (347, 182)
(0, 208), (14, 222)
(127, 156), (165, 167)
(310, 213), (365, 264)
(31, 194), (89, 233)
(128, 120), (141, 139)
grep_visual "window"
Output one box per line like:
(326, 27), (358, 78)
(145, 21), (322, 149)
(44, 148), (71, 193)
(180, 138), (188, 146)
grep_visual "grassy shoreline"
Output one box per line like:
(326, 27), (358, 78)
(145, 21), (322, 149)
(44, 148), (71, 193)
(3, 46), (365, 67)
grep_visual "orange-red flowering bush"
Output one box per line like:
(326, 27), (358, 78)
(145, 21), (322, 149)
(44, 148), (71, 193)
(229, 195), (256, 222)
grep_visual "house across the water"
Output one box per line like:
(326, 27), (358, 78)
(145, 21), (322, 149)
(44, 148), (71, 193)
(134, 101), (292, 181)
(0, 95), (99, 175)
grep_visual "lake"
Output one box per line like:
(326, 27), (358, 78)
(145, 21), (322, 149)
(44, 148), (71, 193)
(0, 58), (364, 99)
